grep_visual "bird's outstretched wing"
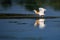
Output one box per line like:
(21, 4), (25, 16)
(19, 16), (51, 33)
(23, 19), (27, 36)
(34, 10), (39, 14)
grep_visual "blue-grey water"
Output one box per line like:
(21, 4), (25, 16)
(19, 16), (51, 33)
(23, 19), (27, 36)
(0, 0), (60, 40)
(0, 18), (60, 40)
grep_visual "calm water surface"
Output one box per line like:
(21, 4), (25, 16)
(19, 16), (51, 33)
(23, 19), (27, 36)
(0, 0), (60, 40)
(0, 18), (60, 40)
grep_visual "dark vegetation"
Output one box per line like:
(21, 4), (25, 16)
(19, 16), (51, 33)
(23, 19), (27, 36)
(0, 0), (60, 11)
(0, 0), (60, 18)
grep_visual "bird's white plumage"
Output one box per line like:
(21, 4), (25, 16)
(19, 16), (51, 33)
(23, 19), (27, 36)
(38, 8), (46, 16)
(34, 8), (46, 16)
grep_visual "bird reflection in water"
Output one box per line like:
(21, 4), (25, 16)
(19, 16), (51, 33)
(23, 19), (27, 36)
(34, 18), (45, 29)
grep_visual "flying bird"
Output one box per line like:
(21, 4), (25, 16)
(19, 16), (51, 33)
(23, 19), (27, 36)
(34, 8), (46, 17)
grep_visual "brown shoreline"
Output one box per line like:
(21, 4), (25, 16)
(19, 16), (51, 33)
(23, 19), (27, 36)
(0, 14), (59, 19)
